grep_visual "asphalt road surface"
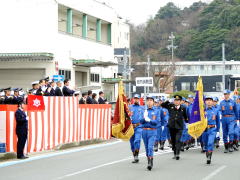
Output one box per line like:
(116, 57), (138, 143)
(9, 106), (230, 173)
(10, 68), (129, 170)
(0, 140), (239, 180)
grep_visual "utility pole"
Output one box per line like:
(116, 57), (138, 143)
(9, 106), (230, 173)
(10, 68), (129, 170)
(222, 43), (226, 92)
(147, 55), (150, 93)
(128, 49), (131, 98)
(123, 49), (127, 94)
(168, 32), (176, 62)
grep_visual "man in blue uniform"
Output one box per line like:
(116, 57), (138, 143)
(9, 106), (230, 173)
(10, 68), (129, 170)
(159, 99), (169, 150)
(213, 97), (221, 148)
(15, 102), (28, 159)
(202, 96), (220, 164)
(129, 94), (144, 163)
(233, 96), (240, 150)
(141, 95), (159, 171)
(153, 99), (162, 152)
(220, 89), (239, 153)
(187, 95), (196, 148)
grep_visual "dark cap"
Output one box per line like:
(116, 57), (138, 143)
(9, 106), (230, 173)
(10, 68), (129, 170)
(44, 76), (49, 81)
(3, 87), (11, 91)
(13, 88), (22, 92)
(174, 95), (182, 100)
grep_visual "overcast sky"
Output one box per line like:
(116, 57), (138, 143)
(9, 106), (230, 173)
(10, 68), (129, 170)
(100, 0), (212, 25)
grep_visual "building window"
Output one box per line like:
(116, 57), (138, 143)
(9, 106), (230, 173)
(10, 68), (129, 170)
(90, 73), (100, 83)
(212, 65), (216, 70)
(235, 80), (240, 89)
(181, 82), (190, 91)
(192, 82), (197, 90)
(216, 82), (223, 92)
(226, 65), (232, 70)
(200, 65), (204, 70)
(59, 70), (71, 80)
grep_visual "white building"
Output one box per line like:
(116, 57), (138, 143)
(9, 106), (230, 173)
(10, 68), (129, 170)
(0, 0), (130, 101)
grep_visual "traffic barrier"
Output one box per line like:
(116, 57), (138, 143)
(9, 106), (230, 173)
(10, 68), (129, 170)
(0, 97), (112, 153)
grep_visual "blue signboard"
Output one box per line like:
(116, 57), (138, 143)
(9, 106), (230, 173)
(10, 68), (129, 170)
(52, 75), (64, 82)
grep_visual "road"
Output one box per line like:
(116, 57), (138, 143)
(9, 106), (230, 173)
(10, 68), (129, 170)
(0, 140), (239, 180)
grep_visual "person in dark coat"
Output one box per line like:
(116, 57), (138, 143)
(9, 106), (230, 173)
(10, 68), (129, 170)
(35, 79), (46, 96)
(79, 92), (87, 104)
(45, 81), (56, 96)
(161, 95), (188, 160)
(12, 88), (24, 104)
(86, 90), (93, 104)
(98, 91), (106, 104)
(55, 81), (63, 96)
(92, 93), (98, 104)
(15, 102), (28, 159)
(62, 79), (75, 96)
(3, 87), (14, 104)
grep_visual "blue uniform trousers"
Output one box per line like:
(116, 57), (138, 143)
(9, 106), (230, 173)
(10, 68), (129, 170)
(234, 122), (239, 141)
(142, 129), (157, 157)
(222, 117), (235, 143)
(130, 127), (142, 152)
(202, 127), (217, 152)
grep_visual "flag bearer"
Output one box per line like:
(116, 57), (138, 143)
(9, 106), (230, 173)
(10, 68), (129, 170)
(129, 94), (144, 163)
(141, 95), (159, 171)
(202, 96), (220, 164)
(161, 95), (188, 160)
(220, 90), (239, 153)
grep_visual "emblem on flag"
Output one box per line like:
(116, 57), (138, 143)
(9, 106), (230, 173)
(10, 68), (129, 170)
(27, 95), (45, 111)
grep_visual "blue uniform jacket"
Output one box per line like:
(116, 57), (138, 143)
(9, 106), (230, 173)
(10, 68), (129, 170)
(187, 103), (193, 119)
(220, 99), (239, 120)
(205, 106), (220, 132)
(140, 106), (159, 129)
(160, 107), (169, 127)
(129, 104), (144, 125)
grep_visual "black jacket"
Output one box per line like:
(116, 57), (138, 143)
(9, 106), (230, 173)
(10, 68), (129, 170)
(3, 96), (14, 104)
(98, 97), (106, 104)
(79, 98), (86, 104)
(161, 101), (188, 130)
(45, 87), (55, 96)
(55, 87), (63, 96)
(92, 98), (98, 104)
(86, 96), (93, 104)
(15, 109), (28, 133)
(12, 96), (24, 104)
(62, 86), (74, 96)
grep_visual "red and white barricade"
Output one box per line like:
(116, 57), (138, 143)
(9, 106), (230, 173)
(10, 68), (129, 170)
(0, 97), (112, 153)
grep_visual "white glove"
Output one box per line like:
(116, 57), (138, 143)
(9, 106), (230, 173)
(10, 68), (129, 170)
(185, 123), (189, 129)
(145, 117), (151, 122)
(26, 116), (29, 121)
(237, 121), (239, 126)
(162, 126), (164, 131)
(144, 110), (148, 119)
(216, 132), (220, 138)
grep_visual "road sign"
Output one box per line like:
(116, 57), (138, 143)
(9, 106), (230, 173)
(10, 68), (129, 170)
(52, 75), (64, 82)
(136, 77), (153, 87)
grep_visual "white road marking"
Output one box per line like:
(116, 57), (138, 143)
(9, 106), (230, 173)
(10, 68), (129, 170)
(0, 140), (122, 168)
(202, 165), (227, 180)
(55, 147), (200, 180)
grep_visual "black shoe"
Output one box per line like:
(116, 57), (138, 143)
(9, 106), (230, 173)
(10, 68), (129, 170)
(159, 141), (165, 150)
(233, 144), (238, 151)
(224, 144), (228, 153)
(206, 152), (212, 164)
(216, 140), (220, 148)
(181, 145), (185, 152)
(17, 156), (29, 160)
(132, 151), (139, 163)
(147, 158), (153, 171)
(176, 155), (180, 160)
(229, 143), (234, 152)
(154, 143), (158, 152)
